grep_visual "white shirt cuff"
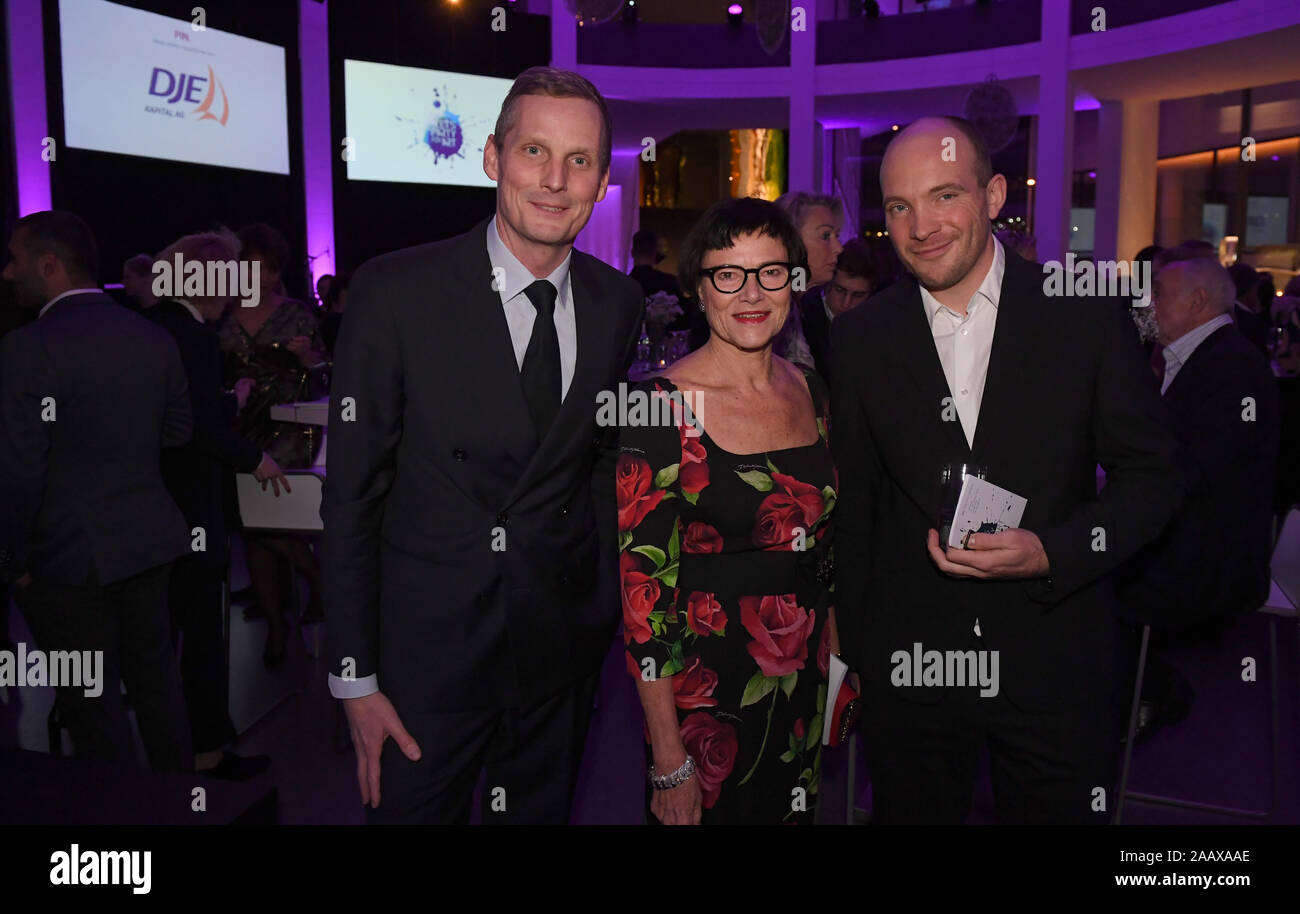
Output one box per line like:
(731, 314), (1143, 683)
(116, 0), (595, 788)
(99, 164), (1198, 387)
(328, 672), (379, 699)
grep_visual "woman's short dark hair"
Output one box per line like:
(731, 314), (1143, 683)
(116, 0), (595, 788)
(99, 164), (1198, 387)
(678, 197), (807, 300)
(236, 222), (291, 275)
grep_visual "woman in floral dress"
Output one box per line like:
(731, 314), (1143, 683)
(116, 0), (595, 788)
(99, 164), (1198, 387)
(620, 197), (840, 824)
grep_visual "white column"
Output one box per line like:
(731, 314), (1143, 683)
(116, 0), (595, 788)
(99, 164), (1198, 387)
(788, 9), (816, 193)
(1033, 0), (1074, 262)
(551, 0), (577, 69)
(300, 0), (334, 281)
(1094, 99), (1159, 263)
(7, 0), (51, 215)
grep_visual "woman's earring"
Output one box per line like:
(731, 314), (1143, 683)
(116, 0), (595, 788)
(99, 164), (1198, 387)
(698, 302), (706, 312)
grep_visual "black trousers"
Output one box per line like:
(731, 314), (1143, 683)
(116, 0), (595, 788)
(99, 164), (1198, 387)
(366, 672), (599, 825)
(863, 636), (1117, 825)
(15, 561), (191, 772)
(168, 554), (236, 755)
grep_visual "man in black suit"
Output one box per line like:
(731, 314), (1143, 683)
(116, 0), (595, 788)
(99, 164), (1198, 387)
(831, 118), (1182, 823)
(147, 229), (288, 778)
(0, 211), (194, 771)
(802, 238), (876, 388)
(323, 67), (644, 824)
(1115, 257), (1279, 738)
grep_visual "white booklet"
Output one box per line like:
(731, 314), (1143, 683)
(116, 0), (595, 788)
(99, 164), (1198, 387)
(823, 654), (851, 746)
(947, 475), (1028, 549)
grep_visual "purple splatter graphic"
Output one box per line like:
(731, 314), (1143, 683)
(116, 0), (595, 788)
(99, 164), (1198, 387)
(396, 83), (488, 170)
(424, 111), (463, 162)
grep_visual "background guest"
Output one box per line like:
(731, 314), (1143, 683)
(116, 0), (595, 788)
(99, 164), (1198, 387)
(320, 271), (350, 357)
(1228, 262), (1269, 354)
(149, 228), (289, 778)
(1115, 257), (1279, 742)
(773, 191), (843, 370)
(801, 238), (878, 388)
(0, 211), (193, 771)
(218, 222), (326, 665)
(122, 252), (159, 311)
(315, 273), (334, 310)
(628, 229), (680, 298)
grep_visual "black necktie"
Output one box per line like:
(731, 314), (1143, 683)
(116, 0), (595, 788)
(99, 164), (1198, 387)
(520, 279), (561, 442)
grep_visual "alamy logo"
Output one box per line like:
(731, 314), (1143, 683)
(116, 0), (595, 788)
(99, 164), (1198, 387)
(49, 845), (151, 894)
(595, 382), (705, 437)
(0, 643), (103, 697)
(890, 642), (1000, 697)
(152, 254), (261, 307)
(1042, 254), (1151, 304)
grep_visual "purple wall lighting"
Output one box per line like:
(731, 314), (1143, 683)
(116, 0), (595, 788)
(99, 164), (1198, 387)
(8, 0), (53, 216)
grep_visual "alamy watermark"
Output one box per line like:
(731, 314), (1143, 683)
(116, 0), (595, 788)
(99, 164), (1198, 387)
(890, 641), (1000, 697)
(595, 382), (705, 438)
(0, 643), (103, 697)
(152, 253), (261, 307)
(1042, 254), (1151, 305)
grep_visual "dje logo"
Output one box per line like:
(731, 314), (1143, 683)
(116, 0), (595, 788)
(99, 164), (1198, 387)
(147, 65), (230, 125)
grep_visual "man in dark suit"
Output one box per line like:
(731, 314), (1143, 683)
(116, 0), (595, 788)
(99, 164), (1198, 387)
(322, 67), (644, 824)
(148, 230), (287, 778)
(1115, 257), (1279, 739)
(0, 210), (194, 771)
(831, 118), (1182, 823)
(802, 238), (876, 388)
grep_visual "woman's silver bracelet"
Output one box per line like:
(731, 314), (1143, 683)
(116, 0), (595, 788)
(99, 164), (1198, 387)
(648, 755), (696, 790)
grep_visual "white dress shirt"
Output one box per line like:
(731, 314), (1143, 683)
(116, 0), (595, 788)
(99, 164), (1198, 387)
(919, 237), (1005, 449)
(1161, 313), (1234, 395)
(38, 287), (102, 318)
(920, 237), (1005, 638)
(328, 219), (581, 700)
(486, 215), (577, 400)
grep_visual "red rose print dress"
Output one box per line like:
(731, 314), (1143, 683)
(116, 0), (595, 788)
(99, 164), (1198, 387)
(619, 372), (837, 824)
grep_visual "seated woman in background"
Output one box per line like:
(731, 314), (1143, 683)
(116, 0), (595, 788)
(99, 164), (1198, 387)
(218, 222), (327, 665)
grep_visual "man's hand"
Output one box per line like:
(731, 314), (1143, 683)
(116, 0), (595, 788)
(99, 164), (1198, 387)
(342, 691), (422, 809)
(926, 528), (1050, 580)
(253, 452), (291, 495)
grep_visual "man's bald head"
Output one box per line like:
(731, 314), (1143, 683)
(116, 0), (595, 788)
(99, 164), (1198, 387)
(882, 117), (993, 190)
(878, 116), (1006, 299)
(1152, 257), (1235, 345)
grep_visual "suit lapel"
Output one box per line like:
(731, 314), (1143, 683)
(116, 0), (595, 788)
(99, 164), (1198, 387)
(970, 254), (1035, 464)
(506, 251), (611, 507)
(892, 280), (971, 459)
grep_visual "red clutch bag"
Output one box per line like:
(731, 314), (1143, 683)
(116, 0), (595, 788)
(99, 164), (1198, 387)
(827, 678), (861, 748)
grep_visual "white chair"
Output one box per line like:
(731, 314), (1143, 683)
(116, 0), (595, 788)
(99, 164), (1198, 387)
(1115, 508), (1300, 822)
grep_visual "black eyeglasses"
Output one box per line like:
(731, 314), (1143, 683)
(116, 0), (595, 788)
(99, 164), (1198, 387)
(699, 261), (794, 294)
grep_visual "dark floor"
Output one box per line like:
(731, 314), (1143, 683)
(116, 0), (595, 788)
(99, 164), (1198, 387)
(2, 540), (1297, 824)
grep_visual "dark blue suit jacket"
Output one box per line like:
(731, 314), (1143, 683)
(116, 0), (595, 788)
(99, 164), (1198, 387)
(1116, 323), (1279, 628)
(0, 292), (193, 585)
(149, 299), (263, 571)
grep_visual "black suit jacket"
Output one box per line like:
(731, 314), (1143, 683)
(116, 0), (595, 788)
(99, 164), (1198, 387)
(801, 287), (833, 388)
(0, 292), (193, 585)
(1116, 323), (1279, 628)
(149, 300), (264, 571)
(831, 251), (1182, 710)
(322, 218), (645, 712)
